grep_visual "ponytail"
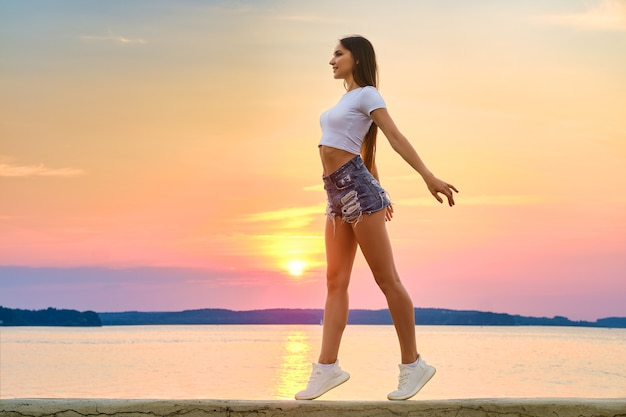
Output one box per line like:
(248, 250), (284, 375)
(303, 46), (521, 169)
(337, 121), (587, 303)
(361, 123), (377, 173)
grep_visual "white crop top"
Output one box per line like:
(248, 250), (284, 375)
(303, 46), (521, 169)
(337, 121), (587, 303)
(319, 86), (386, 155)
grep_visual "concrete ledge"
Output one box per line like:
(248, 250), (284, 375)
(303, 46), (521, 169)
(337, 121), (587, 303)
(1, 399), (625, 417)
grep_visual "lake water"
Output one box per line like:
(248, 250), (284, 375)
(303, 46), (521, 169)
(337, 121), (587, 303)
(1, 325), (625, 400)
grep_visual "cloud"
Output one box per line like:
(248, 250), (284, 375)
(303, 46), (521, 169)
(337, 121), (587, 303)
(239, 204), (325, 230)
(302, 184), (324, 192)
(397, 194), (546, 207)
(79, 35), (147, 44)
(0, 161), (84, 177)
(532, 0), (626, 31)
(0, 266), (282, 312)
(242, 205), (323, 223)
(271, 14), (341, 23)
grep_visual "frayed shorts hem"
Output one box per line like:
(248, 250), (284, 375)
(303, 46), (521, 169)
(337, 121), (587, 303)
(323, 155), (391, 228)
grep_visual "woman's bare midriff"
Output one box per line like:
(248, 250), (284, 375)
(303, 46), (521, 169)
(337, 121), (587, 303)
(319, 145), (359, 176)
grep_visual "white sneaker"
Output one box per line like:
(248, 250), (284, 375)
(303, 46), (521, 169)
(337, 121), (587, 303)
(387, 357), (436, 400)
(295, 361), (350, 400)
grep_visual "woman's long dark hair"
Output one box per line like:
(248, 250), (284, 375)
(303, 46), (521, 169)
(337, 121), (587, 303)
(340, 35), (379, 173)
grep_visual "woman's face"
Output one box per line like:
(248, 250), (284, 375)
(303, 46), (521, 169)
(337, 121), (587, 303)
(329, 43), (355, 81)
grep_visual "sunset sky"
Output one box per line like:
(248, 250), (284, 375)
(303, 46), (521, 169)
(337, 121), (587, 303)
(1, 0), (625, 321)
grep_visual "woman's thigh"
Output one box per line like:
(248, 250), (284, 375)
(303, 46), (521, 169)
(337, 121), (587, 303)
(351, 210), (398, 281)
(325, 216), (358, 288)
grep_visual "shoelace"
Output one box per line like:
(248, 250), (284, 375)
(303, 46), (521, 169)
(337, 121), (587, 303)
(397, 368), (411, 389)
(307, 368), (324, 385)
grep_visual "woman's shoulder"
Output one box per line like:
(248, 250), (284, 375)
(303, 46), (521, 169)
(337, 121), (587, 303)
(360, 85), (379, 93)
(357, 85), (386, 111)
(360, 85), (383, 98)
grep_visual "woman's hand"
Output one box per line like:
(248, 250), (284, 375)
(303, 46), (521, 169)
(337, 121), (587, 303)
(425, 176), (458, 206)
(385, 204), (394, 221)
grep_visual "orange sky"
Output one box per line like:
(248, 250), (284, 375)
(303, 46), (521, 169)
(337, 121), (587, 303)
(1, 0), (625, 320)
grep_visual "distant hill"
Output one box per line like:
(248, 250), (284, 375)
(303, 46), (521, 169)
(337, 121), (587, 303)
(0, 306), (101, 327)
(2, 306), (623, 328)
(98, 308), (626, 328)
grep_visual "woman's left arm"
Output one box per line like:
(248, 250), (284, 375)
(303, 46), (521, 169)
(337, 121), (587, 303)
(371, 108), (458, 206)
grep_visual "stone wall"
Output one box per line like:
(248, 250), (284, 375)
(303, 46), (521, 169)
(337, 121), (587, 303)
(1, 399), (625, 417)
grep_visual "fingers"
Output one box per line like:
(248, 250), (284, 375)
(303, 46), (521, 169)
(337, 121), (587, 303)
(446, 193), (455, 206)
(428, 178), (458, 206)
(442, 187), (456, 206)
(446, 183), (458, 206)
(432, 186), (457, 206)
(432, 190), (443, 204)
(384, 205), (394, 221)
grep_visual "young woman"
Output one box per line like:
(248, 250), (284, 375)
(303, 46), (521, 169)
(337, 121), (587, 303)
(295, 35), (458, 401)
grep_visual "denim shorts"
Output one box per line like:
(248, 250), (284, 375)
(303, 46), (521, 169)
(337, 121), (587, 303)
(323, 155), (391, 225)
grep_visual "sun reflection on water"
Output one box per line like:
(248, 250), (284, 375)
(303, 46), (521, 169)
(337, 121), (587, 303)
(272, 330), (313, 399)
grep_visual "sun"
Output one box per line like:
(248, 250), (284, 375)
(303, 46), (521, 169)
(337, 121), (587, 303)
(286, 260), (306, 277)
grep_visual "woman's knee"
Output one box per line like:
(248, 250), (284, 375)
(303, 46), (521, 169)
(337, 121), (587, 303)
(373, 271), (401, 293)
(326, 272), (350, 293)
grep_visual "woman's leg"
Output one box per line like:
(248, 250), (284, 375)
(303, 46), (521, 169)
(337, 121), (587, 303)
(318, 216), (358, 364)
(295, 216), (356, 400)
(352, 210), (418, 364)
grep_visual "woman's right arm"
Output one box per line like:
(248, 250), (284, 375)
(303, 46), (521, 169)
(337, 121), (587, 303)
(371, 108), (458, 206)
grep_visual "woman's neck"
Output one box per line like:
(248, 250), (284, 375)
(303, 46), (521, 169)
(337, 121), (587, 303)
(344, 76), (359, 92)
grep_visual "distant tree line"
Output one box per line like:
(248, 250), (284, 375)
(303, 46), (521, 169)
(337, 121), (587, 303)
(0, 306), (101, 327)
(98, 308), (626, 328)
(2, 306), (623, 327)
